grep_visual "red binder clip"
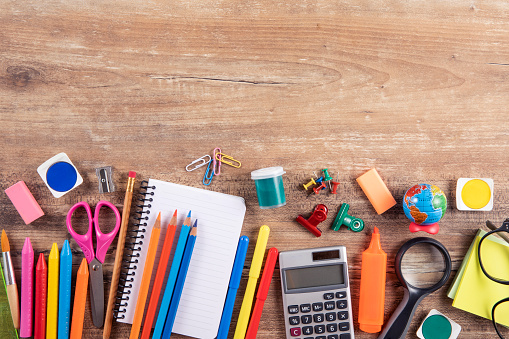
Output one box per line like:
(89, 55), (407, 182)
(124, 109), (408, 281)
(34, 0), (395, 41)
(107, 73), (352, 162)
(296, 204), (328, 237)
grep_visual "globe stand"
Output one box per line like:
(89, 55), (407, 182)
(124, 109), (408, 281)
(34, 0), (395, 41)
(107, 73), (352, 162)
(409, 222), (440, 235)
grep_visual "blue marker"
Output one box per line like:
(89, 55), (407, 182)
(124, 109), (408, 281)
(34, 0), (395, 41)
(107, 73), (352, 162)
(217, 236), (250, 339)
(152, 211), (192, 339)
(58, 240), (72, 339)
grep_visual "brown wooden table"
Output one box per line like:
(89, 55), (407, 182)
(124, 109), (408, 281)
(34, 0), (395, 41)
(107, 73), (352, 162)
(1, 0), (509, 337)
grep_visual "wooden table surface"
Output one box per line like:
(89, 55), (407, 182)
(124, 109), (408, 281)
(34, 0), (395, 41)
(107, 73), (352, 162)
(2, 0), (509, 338)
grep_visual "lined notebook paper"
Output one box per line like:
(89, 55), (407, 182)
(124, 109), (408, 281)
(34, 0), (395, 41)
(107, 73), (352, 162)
(118, 179), (246, 339)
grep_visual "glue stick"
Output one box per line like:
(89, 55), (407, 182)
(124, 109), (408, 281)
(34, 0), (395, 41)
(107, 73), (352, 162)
(358, 227), (387, 333)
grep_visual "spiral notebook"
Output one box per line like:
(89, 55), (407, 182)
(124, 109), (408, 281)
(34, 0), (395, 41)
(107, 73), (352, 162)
(116, 179), (246, 339)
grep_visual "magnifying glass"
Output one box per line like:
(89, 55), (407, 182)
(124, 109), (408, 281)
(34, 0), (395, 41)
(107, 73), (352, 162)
(377, 237), (452, 339)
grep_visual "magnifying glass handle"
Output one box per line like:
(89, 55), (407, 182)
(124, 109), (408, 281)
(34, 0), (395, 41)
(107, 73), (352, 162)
(377, 288), (427, 339)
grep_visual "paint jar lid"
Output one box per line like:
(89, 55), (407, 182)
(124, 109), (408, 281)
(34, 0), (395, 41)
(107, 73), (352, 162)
(421, 314), (452, 338)
(251, 166), (285, 180)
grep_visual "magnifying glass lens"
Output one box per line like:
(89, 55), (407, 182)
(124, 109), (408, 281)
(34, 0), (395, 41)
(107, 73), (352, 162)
(479, 233), (509, 282)
(400, 243), (448, 289)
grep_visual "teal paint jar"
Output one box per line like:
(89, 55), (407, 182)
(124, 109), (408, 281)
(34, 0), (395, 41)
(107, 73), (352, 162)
(251, 167), (286, 209)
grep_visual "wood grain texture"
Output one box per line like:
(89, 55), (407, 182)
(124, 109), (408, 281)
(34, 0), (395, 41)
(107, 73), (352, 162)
(1, 0), (509, 338)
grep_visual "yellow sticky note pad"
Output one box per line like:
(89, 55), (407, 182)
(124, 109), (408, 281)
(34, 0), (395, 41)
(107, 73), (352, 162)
(456, 178), (493, 211)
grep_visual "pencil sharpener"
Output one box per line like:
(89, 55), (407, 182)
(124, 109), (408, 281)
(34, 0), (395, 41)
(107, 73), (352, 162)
(96, 166), (115, 193)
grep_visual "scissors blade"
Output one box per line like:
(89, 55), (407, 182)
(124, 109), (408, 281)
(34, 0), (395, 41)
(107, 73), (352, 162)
(89, 258), (105, 328)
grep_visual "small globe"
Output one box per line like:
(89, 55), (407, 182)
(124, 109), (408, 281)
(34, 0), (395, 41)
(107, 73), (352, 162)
(403, 184), (447, 225)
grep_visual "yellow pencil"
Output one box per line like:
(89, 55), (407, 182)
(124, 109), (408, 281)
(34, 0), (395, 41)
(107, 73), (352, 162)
(233, 225), (270, 339)
(129, 212), (162, 339)
(46, 243), (59, 339)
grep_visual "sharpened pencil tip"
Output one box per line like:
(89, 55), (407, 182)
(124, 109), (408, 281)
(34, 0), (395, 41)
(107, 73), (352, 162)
(1, 229), (10, 252)
(193, 220), (198, 228)
(173, 209), (178, 217)
(187, 211), (192, 218)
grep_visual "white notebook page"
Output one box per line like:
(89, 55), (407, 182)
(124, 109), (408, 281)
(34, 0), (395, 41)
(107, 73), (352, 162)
(118, 179), (246, 339)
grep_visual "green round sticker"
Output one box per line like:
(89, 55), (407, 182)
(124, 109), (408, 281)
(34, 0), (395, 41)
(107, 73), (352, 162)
(422, 314), (452, 339)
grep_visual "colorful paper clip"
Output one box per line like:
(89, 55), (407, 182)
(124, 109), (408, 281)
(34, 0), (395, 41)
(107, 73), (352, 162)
(215, 152), (241, 168)
(203, 160), (214, 186)
(213, 148), (222, 175)
(186, 155), (212, 172)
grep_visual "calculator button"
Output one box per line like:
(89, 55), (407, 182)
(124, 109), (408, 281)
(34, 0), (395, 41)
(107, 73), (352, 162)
(302, 326), (313, 335)
(339, 322), (350, 331)
(313, 314), (325, 323)
(336, 300), (348, 309)
(289, 316), (300, 325)
(304, 337), (313, 339)
(324, 292), (334, 300)
(301, 315), (312, 324)
(337, 311), (348, 320)
(325, 312), (336, 322)
(288, 305), (299, 314)
(327, 335), (339, 339)
(340, 334), (351, 339)
(290, 327), (301, 336)
(335, 291), (347, 299)
(327, 323), (338, 332)
(313, 302), (324, 312)
(315, 324), (326, 334)
(324, 301), (335, 310)
(300, 304), (312, 313)
(316, 337), (326, 339)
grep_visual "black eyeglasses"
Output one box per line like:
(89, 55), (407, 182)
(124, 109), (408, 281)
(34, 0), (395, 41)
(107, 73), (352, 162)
(478, 220), (509, 339)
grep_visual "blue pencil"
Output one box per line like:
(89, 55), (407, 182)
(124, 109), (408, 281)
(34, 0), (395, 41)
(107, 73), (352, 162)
(152, 211), (192, 339)
(58, 240), (72, 339)
(217, 236), (250, 339)
(162, 220), (198, 338)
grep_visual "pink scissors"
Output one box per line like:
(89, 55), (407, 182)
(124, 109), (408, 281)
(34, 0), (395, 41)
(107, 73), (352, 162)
(66, 200), (121, 328)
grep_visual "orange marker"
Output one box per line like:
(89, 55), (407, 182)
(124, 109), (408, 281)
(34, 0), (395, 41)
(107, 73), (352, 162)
(358, 227), (387, 333)
(70, 258), (88, 339)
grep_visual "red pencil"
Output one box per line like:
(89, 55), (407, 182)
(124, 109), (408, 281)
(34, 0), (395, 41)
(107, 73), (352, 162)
(34, 253), (47, 339)
(140, 210), (178, 339)
(245, 247), (279, 339)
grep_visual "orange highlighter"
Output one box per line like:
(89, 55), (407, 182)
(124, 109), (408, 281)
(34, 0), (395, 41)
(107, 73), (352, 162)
(358, 227), (387, 333)
(245, 247), (279, 339)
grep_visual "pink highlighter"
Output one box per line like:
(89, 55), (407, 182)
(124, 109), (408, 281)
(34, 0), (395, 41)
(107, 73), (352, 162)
(20, 237), (34, 338)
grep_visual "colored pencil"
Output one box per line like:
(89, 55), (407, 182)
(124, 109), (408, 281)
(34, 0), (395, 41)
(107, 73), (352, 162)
(217, 236), (250, 339)
(162, 220), (198, 338)
(1, 229), (20, 329)
(46, 243), (59, 339)
(70, 258), (89, 339)
(104, 171), (136, 339)
(233, 225), (270, 339)
(20, 237), (34, 338)
(140, 210), (178, 339)
(35, 253), (47, 339)
(58, 240), (72, 339)
(245, 247), (279, 339)
(152, 211), (192, 339)
(129, 212), (162, 339)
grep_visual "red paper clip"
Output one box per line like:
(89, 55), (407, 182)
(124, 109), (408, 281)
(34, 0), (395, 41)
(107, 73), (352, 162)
(296, 204), (328, 237)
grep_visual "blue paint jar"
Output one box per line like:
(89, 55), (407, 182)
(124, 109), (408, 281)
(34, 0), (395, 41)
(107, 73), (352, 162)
(251, 167), (286, 209)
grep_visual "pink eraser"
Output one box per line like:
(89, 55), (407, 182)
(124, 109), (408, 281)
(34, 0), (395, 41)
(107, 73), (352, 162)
(5, 181), (44, 224)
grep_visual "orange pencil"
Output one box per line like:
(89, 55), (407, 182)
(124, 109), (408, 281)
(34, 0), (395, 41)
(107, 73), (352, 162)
(70, 258), (89, 339)
(129, 212), (162, 339)
(140, 210), (178, 339)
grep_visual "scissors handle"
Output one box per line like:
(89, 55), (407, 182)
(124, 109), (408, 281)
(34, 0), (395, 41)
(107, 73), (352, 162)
(94, 200), (121, 263)
(67, 202), (95, 264)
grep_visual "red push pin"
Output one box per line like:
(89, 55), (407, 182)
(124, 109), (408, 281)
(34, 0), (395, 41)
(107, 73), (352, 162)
(330, 181), (340, 194)
(313, 182), (327, 194)
(296, 204), (328, 237)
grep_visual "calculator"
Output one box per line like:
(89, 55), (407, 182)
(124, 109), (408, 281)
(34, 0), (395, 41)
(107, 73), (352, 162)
(279, 246), (355, 339)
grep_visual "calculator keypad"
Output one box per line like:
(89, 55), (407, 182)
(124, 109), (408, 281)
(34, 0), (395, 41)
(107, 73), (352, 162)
(287, 291), (352, 338)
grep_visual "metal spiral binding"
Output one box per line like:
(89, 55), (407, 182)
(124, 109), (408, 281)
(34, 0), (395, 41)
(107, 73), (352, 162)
(113, 180), (156, 320)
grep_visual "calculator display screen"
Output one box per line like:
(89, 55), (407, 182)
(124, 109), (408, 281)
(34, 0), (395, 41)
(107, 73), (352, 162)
(285, 264), (345, 290)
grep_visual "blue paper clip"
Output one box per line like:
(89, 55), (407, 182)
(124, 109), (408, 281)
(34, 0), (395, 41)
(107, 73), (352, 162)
(203, 160), (214, 186)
